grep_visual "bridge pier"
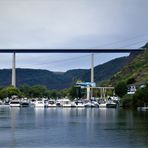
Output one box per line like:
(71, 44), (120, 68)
(12, 53), (16, 87)
(90, 53), (94, 99)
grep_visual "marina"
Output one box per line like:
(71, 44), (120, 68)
(0, 97), (119, 109)
(0, 0), (147, 147)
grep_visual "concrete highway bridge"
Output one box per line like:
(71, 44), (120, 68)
(0, 49), (144, 94)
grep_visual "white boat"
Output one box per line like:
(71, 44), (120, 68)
(57, 99), (72, 107)
(10, 100), (21, 107)
(34, 100), (45, 107)
(21, 99), (30, 107)
(99, 103), (107, 108)
(92, 101), (99, 107)
(30, 99), (36, 106)
(137, 106), (148, 111)
(106, 100), (117, 108)
(75, 101), (85, 108)
(84, 100), (99, 107)
(48, 100), (56, 107)
(84, 100), (92, 107)
(71, 101), (76, 107)
(99, 101), (117, 108)
(42, 98), (48, 107)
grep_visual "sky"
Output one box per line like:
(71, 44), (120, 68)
(0, 0), (147, 71)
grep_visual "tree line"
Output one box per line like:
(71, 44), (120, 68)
(115, 81), (148, 108)
(0, 84), (113, 100)
(0, 84), (90, 100)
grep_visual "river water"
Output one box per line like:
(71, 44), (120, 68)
(0, 107), (148, 148)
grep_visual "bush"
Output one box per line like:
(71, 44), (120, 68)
(127, 77), (136, 84)
(115, 81), (127, 98)
(0, 86), (22, 99)
(133, 84), (148, 107)
(121, 94), (133, 108)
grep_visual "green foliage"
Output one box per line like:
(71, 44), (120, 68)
(29, 85), (48, 98)
(110, 48), (148, 86)
(0, 84), (77, 99)
(115, 81), (127, 98)
(133, 84), (148, 107)
(120, 84), (148, 108)
(106, 89), (114, 96)
(19, 84), (30, 97)
(47, 90), (62, 99)
(127, 77), (136, 85)
(121, 94), (133, 108)
(0, 86), (22, 99)
(68, 86), (78, 100)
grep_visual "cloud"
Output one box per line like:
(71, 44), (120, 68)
(0, 0), (147, 48)
(0, 0), (147, 71)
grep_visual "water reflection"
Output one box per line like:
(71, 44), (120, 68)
(34, 108), (45, 128)
(10, 107), (20, 148)
(0, 107), (148, 147)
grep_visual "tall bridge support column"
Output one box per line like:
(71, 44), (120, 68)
(91, 53), (94, 99)
(91, 53), (94, 83)
(12, 52), (16, 87)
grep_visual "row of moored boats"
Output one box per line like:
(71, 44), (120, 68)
(1, 98), (118, 108)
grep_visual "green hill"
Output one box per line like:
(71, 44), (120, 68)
(110, 43), (148, 86)
(0, 56), (127, 89)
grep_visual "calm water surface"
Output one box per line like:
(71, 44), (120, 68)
(0, 107), (148, 148)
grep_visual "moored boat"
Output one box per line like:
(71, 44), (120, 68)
(106, 100), (117, 108)
(75, 100), (85, 108)
(137, 106), (148, 111)
(10, 100), (21, 107)
(57, 99), (72, 107)
(84, 99), (99, 107)
(48, 100), (56, 107)
(21, 100), (30, 107)
(34, 100), (45, 107)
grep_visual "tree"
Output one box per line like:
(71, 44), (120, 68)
(48, 90), (60, 99)
(19, 84), (31, 97)
(127, 77), (136, 85)
(29, 85), (48, 98)
(0, 86), (22, 99)
(68, 86), (78, 100)
(60, 89), (68, 98)
(133, 84), (148, 107)
(115, 81), (127, 98)
(121, 94), (133, 108)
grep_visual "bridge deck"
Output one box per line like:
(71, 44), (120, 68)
(0, 49), (144, 53)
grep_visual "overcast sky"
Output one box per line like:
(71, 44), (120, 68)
(0, 0), (147, 71)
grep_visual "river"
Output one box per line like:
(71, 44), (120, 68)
(0, 107), (148, 148)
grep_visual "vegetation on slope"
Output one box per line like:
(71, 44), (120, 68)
(109, 43), (148, 108)
(110, 45), (148, 86)
(120, 84), (148, 108)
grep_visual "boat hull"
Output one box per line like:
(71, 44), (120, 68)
(106, 103), (117, 108)
(21, 102), (30, 107)
(10, 104), (21, 107)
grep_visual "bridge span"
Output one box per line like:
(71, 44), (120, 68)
(0, 48), (144, 53)
(0, 48), (144, 88)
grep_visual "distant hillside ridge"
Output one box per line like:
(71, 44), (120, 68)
(110, 43), (148, 86)
(0, 56), (128, 89)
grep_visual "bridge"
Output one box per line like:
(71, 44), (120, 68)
(0, 48), (144, 98)
(0, 48), (144, 53)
